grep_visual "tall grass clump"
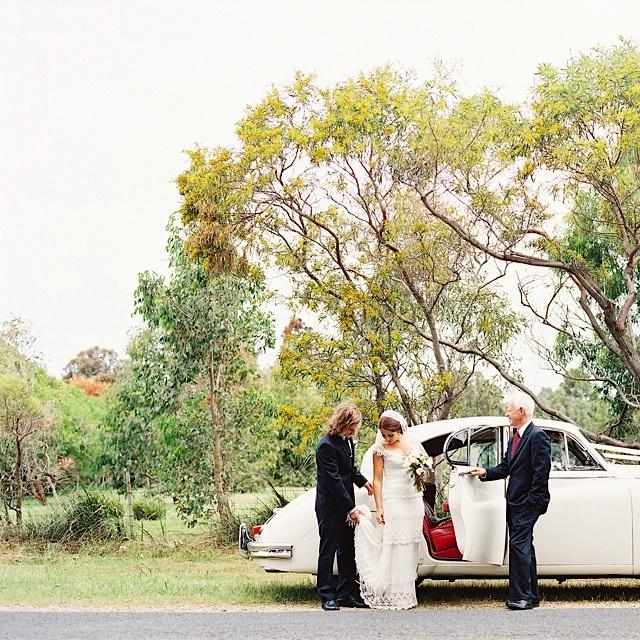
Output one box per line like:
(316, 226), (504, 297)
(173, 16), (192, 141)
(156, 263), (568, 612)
(8, 493), (125, 543)
(210, 510), (243, 548)
(133, 497), (166, 521)
(210, 485), (292, 547)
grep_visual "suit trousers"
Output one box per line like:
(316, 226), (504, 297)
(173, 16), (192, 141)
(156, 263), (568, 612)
(507, 507), (540, 602)
(316, 511), (357, 602)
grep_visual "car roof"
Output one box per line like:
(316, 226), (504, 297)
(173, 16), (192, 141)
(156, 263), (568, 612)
(406, 416), (580, 443)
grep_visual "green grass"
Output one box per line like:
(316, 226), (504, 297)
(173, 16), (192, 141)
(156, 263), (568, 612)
(0, 488), (316, 607)
(0, 544), (316, 607)
(2, 490), (640, 608)
(1, 542), (639, 608)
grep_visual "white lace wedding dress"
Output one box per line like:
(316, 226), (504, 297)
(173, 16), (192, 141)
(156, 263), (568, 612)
(354, 442), (426, 610)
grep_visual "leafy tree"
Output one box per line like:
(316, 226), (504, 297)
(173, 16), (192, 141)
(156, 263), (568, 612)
(450, 373), (505, 419)
(0, 317), (42, 366)
(108, 218), (275, 523)
(263, 362), (326, 486)
(0, 373), (50, 525)
(405, 43), (640, 436)
(67, 377), (110, 397)
(1, 326), (104, 495)
(33, 369), (105, 485)
(160, 378), (276, 524)
(63, 346), (121, 384)
(538, 371), (611, 433)
(99, 328), (167, 489)
(176, 68), (523, 425)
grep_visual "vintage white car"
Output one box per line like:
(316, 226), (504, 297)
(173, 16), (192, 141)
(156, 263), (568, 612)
(239, 417), (640, 580)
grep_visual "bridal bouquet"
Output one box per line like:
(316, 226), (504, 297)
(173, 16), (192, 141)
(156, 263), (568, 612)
(401, 451), (434, 492)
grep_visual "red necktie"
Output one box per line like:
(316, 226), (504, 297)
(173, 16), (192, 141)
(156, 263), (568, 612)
(511, 430), (521, 456)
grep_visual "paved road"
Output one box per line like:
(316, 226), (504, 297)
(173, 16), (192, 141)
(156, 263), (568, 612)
(2, 608), (640, 640)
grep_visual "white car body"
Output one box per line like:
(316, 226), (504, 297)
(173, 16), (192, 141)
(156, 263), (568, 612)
(239, 417), (640, 580)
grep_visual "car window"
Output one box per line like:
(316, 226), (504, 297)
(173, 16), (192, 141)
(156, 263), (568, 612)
(545, 429), (566, 471)
(445, 426), (501, 467)
(469, 427), (499, 468)
(566, 435), (599, 470)
(543, 429), (600, 471)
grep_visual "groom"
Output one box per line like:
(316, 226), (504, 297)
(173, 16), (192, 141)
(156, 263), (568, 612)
(315, 401), (373, 611)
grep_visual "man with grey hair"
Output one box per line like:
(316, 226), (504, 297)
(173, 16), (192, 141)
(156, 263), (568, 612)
(470, 391), (551, 610)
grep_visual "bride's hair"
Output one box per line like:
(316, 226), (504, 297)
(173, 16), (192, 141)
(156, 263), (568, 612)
(378, 415), (403, 433)
(328, 401), (362, 436)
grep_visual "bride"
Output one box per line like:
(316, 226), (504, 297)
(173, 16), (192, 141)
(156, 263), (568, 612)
(354, 409), (427, 610)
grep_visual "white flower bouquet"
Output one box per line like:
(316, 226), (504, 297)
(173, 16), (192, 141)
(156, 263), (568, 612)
(401, 450), (433, 492)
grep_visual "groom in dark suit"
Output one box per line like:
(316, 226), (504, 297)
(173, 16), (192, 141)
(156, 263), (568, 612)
(315, 401), (373, 611)
(470, 392), (551, 610)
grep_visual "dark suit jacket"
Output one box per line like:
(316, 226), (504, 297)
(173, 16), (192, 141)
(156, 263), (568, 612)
(483, 422), (551, 515)
(315, 433), (368, 518)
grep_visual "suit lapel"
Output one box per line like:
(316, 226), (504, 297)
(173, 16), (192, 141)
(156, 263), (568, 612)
(331, 434), (352, 464)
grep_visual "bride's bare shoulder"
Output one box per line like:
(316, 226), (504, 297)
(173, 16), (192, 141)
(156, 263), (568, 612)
(372, 442), (387, 457)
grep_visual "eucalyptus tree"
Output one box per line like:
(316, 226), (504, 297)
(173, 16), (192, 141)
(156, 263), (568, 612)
(0, 373), (49, 525)
(100, 328), (167, 490)
(177, 69), (523, 425)
(130, 219), (274, 522)
(394, 44), (640, 436)
(63, 346), (121, 383)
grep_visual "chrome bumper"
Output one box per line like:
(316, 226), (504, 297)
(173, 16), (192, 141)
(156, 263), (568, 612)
(238, 523), (293, 559)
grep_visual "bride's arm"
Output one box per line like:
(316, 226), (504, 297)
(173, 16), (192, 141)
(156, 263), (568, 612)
(373, 453), (385, 525)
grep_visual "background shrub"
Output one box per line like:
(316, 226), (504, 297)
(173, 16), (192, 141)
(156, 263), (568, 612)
(5, 492), (125, 543)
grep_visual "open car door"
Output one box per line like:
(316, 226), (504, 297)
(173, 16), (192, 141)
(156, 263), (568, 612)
(444, 426), (507, 565)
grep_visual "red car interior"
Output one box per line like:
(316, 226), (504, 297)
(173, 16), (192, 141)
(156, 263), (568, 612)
(422, 501), (463, 560)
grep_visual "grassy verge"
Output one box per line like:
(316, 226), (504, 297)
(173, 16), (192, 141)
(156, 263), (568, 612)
(1, 538), (639, 608)
(0, 489), (316, 607)
(0, 544), (316, 607)
(2, 492), (640, 608)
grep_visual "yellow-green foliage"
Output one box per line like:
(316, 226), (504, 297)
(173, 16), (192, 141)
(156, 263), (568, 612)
(175, 64), (528, 424)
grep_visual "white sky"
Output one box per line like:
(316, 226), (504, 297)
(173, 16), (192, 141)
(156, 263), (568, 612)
(1, 0), (638, 384)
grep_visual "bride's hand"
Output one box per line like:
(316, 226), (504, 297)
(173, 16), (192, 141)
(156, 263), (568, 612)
(375, 510), (385, 525)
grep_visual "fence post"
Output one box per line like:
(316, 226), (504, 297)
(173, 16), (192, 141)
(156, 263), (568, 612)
(125, 468), (135, 540)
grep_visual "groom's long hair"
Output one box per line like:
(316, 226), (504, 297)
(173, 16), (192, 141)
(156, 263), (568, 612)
(327, 401), (361, 436)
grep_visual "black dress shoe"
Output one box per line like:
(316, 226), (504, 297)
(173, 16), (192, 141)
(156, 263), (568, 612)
(506, 599), (533, 610)
(531, 599), (540, 608)
(337, 595), (369, 609)
(322, 599), (340, 611)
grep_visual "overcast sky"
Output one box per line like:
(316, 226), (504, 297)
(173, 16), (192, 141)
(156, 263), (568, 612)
(1, 0), (639, 386)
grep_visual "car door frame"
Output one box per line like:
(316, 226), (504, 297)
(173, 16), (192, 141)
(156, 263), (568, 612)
(444, 424), (508, 565)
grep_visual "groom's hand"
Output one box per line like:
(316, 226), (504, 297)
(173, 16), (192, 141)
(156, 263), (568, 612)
(349, 508), (361, 524)
(363, 481), (374, 496)
(469, 467), (487, 478)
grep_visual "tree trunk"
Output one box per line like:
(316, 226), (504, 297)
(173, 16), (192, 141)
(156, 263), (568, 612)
(208, 352), (232, 522)
(436, 391), (455, 421)
(14, 434), (22, 526)
(388, 364), (419, 426)
(46, 475), (58, 500)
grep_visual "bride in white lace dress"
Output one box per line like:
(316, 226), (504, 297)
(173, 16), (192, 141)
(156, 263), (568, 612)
(354, 410), (426, 610)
